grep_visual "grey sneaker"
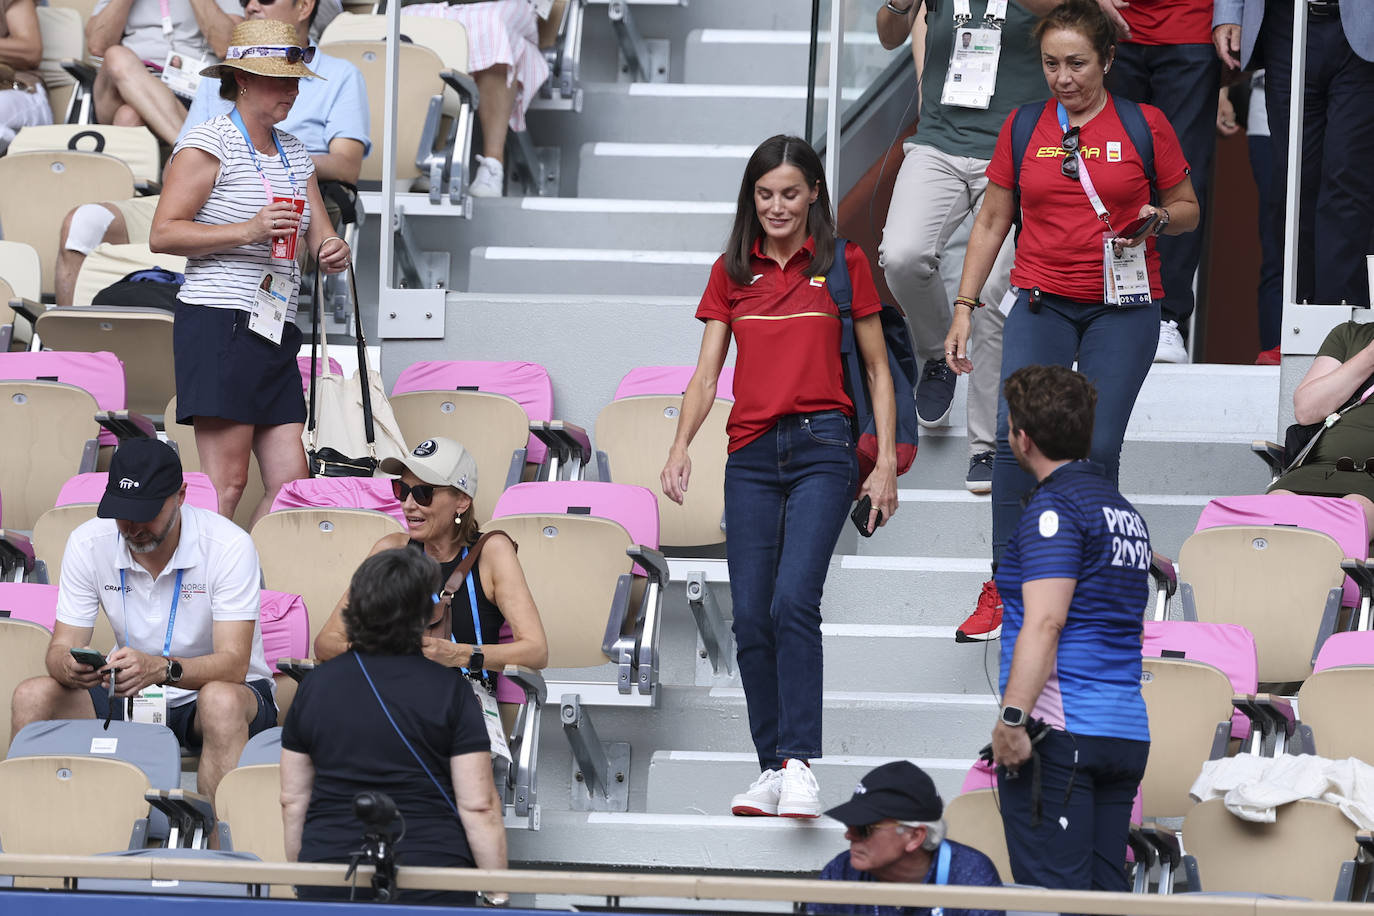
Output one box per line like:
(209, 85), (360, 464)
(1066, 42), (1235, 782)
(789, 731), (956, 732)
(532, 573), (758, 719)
(965, 450), (993, 494)
(915, 360), (957, 428)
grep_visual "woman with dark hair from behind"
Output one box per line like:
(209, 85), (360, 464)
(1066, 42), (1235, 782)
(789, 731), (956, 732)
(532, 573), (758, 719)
(280, 548), (508, 905)
(661, 134), (899, 819)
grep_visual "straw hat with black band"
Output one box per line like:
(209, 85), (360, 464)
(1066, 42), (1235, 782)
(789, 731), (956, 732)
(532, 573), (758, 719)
(200, 19), (324, 94)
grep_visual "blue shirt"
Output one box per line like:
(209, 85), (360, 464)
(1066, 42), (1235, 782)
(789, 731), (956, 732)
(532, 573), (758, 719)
(807, 842), (1002, 916)
(996, 461), (1151, 741)
(175, 47), (371, 159)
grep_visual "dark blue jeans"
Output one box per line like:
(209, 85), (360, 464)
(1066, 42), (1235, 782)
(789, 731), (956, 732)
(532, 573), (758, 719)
(1262, 0), (1374, 306)
(1109, 41), (1221, 333)
(998, 730), (1150, 892)
(991, 291), (1159, 565)
(724, 411), (857, 771)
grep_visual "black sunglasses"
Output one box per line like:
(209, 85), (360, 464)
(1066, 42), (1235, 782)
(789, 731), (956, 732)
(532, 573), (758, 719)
(1060, 126), (1081, 180)
(230, 42), (317, 66)
(1335, 457), (1374, 474)
(849, 821), (904, 839)
(392, 479), (438, 506)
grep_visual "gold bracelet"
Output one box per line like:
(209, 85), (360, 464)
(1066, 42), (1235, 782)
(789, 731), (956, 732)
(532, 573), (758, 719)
(954, 296), (982, 310)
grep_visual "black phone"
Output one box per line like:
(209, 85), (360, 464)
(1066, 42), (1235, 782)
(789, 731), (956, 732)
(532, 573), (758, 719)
(1115, 212), (1159, 243)
(70, 647), (108, 670)
(850, 496), (883, 537)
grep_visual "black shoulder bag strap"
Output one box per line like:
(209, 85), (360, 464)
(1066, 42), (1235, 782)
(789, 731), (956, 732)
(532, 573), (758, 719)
(311, 244), (377, 459)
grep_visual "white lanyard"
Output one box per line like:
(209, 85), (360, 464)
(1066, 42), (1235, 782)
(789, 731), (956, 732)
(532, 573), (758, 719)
(158, 0), (173, 38)
(952, 0), (1006, 23)
(1057, 102), (1114, 232)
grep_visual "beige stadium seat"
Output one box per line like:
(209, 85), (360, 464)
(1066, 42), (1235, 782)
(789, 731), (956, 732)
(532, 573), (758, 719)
(596, 395), (729, 548)
(1139, 657), (1234, 820)
(0, 380), (99, 530)
(1181, 797), (1361, 899)
(215, 763), (287, 860)
(163, 396), (265, 532)
(1294, 665), (1374, 761)
(10, 124), (161, 191)
(73, 242), (187, 307)
(32, 503), (95, 589)
(390, 390), (527, 524)
(1179, 526), (1346, 684)
(34, 6), (84, 123)
(34, 307), (174, 418)
(0, 239), (41, 350)
(0, 151), (135, 297)
(0, 755), (150, 855)
(945, 789), (1013, 883)
(251, 508), (404, 645)
(0, 619), (52, 757)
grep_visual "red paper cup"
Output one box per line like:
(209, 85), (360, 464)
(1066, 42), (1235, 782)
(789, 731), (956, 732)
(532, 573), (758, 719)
(271, 196), (305, 261)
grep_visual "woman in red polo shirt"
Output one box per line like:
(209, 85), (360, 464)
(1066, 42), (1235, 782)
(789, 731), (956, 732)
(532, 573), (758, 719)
(660, 135), (898, 819)
(942, 0), (1199, 641)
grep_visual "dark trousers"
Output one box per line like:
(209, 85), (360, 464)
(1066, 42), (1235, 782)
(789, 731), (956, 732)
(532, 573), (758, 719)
(1249, 129), (1285, 351)
(723, 412), (857, 771)
(1261, 0), (1374, 306)
(1108, 41), (1221, 334)
(998, 730), (1150, 893)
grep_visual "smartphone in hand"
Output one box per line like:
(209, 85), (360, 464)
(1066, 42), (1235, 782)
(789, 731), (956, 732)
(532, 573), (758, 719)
(850, 496), (883, 537)
(70, 647), (108, 670)
(1115, 212), (1159, 244)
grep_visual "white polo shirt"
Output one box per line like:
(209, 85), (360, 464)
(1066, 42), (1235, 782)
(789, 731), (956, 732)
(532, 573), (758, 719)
(56, 504), (273, 708)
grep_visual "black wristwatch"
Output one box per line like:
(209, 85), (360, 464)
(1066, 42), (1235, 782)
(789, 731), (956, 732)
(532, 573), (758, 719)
(999, 704), (1028, 728)
(163, 658), (183, 685)
(468, 648), (485, 672)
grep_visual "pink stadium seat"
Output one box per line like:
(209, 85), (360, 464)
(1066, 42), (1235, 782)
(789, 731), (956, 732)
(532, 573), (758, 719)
(0, 351), (126, 447)
(612, 365), (736, 401)
(269, 477), (405, 527)
(56, 471), (219, 512)
(298, 355), (344, 395)
(1195, 494), (1368, 607)
(259, 589), (309, 671)
(1312, 630), (1374, 672)
(392, 360), (553, 463)
(0, 582), (59, 630)
(492, 480), (660, 553)
(1143, 619), (1258, 739)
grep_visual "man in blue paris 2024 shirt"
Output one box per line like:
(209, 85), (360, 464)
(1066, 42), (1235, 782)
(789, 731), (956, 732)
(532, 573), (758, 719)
(990, 364), (1151, 893)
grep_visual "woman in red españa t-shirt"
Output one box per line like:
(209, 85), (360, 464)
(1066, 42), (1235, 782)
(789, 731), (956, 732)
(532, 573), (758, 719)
(944, 0), (1198, 587)
(660, 135), (898, 819)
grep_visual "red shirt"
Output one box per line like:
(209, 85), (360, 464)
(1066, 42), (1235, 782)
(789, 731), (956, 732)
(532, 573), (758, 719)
(985, 97), (1190, 303)
(696, 237), (881, 452)
(1122, 0), (1214, 46)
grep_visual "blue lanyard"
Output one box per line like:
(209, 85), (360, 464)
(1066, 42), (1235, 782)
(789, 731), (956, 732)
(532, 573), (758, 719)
(228, 107), (300, 201)
(119, 567), (183, 658)
(930, 840), (951, 916)
(448, 547), (487, 678)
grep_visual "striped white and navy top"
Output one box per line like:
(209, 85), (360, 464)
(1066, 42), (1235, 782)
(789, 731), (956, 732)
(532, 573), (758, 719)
(173, 114), (315, 319)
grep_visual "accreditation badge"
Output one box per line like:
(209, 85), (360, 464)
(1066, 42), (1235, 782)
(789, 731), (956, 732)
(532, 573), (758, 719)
(1103, 234), (1152, 308)
(250, 268), (291, 345)
(941, 27), (1002, 109)
(130, 684), (168, 725)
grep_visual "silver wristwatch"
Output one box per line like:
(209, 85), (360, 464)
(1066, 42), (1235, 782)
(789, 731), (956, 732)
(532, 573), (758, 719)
(884, 1), (914, 14)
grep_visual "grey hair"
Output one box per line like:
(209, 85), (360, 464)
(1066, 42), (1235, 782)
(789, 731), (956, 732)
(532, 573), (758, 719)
(897, 818), (946, 851)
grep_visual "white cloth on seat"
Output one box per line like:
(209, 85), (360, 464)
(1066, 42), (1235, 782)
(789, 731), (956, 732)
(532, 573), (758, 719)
(1189, 753), (1374, 828)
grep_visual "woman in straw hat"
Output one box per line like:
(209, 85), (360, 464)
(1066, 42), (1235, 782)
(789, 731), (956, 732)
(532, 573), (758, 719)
(151, 18), (350, 528)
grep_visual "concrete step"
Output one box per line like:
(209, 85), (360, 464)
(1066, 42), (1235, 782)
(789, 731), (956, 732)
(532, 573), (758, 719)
(683, 28), (896, 87)
(645, 751), (974, 817)
(577, 141), (750, 200)
(467, 245), (715, 296)
(844, 489), (1210, 560)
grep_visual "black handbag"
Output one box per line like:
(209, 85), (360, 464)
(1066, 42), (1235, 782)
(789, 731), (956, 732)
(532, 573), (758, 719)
(305, 250), (378, 478)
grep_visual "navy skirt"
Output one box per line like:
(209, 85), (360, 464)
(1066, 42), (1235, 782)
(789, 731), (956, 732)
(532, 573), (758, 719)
(173, 300), (306, 427)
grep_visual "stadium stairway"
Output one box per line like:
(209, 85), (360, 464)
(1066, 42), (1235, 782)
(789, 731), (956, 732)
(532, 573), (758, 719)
(364, 0), (1282, 877)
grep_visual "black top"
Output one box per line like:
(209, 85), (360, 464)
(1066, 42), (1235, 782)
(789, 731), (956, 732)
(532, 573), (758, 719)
(410, 538), (506, 649)
(281, 650), (489, 867)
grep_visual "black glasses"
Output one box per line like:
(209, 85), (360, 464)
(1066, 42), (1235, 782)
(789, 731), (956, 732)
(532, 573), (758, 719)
(1060, 126), (1081, 180)
(230, 43), (316, 64)
(850, 822), (903, 839)
(237, 0), (280, 7)
(1335, 457), (1374, 474)
(392, 479), (438, 506)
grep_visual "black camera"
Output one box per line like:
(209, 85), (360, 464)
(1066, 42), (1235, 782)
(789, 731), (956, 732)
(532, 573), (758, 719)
(345, 791), (402, 901)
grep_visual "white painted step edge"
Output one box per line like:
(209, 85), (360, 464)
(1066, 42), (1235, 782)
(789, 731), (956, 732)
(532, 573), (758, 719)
(479, 247), (718, 265)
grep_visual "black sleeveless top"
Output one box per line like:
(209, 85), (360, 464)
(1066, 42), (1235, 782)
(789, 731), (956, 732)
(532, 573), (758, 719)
(407, 538), (506, 647)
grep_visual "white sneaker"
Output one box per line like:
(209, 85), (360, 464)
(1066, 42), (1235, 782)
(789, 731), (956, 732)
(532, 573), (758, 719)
(777, 758), (822, 818)
(468, 155), (504, 198)
(1155, 320), (1188, 363)
(730, 768), (782, 816)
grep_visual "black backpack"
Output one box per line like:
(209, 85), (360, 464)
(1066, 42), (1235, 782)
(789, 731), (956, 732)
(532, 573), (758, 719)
(91, 267), (183, 312)
(828, 238), (919, 485)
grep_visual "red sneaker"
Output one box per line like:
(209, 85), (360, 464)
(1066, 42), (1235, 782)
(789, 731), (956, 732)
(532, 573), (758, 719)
(956, 579), (1003, 642)
(1255, 347), (1280, 366)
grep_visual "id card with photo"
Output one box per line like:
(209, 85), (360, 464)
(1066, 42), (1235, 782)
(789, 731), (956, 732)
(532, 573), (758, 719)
(251, 269), (290, 345)
(941, 27), (1002, 109)
(130, 684), (168, 726)
(1103, 235), (1152, 307)
(161, 49), (205, 101)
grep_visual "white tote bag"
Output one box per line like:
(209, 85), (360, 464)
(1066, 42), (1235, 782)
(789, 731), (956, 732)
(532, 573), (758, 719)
(302, 259), (408, 476)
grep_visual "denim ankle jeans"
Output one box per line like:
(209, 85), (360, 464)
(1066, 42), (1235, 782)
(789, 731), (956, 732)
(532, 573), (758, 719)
(723, 410), (858, 772)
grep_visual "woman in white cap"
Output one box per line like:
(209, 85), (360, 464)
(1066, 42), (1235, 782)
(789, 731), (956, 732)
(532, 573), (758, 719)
(150, 18), (352, 528)
(314, 437), (548, 694)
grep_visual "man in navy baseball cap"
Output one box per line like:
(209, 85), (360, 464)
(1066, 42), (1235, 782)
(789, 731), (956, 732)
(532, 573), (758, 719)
(805, 761), (1003, 916)
(98, 438), (185, 523)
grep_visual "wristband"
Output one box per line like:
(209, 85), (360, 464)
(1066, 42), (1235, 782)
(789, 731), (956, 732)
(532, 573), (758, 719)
(954, 296), (983, 310)
(884, 0), (914, 13)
